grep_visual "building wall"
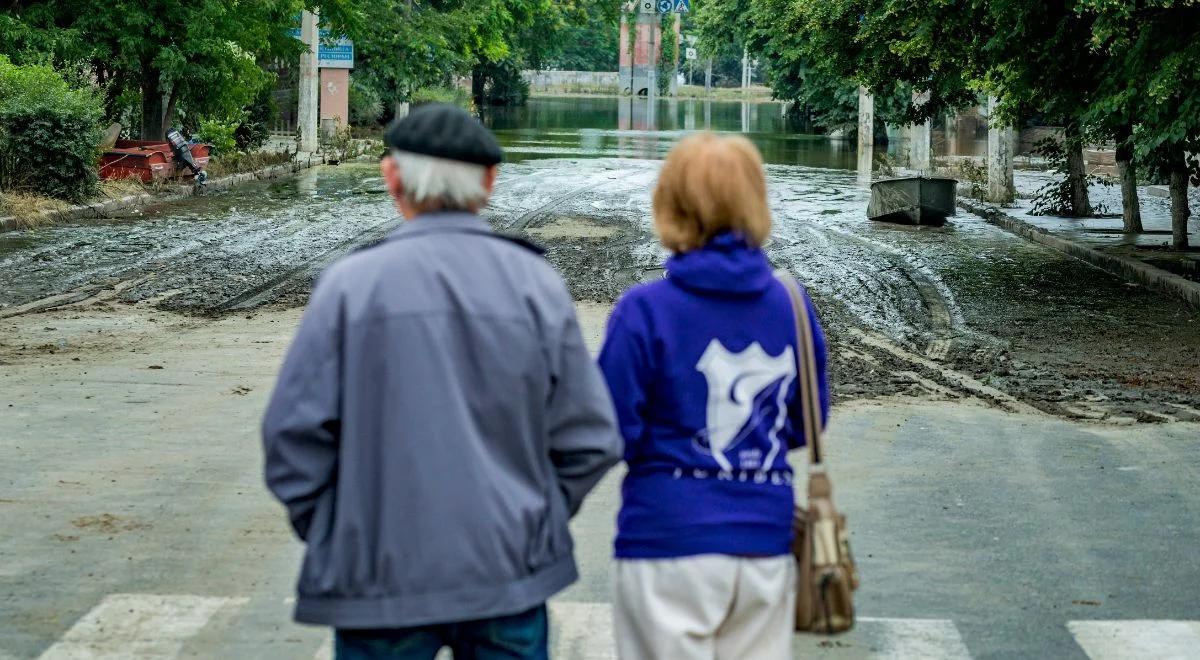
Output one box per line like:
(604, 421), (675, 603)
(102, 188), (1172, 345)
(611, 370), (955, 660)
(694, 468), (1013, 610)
(319, 68), (350, 132)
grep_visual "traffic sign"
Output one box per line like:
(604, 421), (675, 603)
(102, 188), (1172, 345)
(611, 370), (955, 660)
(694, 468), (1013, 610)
(673, 0), (691, 12)
(685, 47), (698, 61)
(657, 0), (672, 12)
(639, 0), (655, 13)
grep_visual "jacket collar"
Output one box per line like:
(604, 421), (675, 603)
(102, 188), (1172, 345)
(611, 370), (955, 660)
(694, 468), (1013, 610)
(385, 211), (492, 242)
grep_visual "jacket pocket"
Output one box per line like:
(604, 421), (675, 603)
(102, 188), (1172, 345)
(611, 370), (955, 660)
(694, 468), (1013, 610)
(525, 481), (572, 572)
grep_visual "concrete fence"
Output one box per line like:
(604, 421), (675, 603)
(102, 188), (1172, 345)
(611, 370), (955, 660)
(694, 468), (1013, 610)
(523, 70), (620, 94)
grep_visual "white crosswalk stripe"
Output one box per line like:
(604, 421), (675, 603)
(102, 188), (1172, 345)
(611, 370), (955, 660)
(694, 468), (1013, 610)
(20, 595), (1200, 660)
(1069, 620), (1200, 660)
(793, 617), (971, 659)
(37, 594), (247, 660)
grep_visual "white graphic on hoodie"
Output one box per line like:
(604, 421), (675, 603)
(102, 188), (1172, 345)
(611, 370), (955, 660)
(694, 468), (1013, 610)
(694, 339), (795, 473)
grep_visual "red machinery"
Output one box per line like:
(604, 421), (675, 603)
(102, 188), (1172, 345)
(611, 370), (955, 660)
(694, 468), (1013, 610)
(99, 138), (211, 183)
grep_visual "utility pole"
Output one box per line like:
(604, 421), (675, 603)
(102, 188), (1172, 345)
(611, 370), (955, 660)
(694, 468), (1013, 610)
(987, 95), (1015, 203)
(670, 12), (681, 96)
(298, 9), (319, 154)
(648, 10), (657, 111)
(910, 90), (932, 171)
(741, 47), (750, 89)
(857, 86), (875, 184)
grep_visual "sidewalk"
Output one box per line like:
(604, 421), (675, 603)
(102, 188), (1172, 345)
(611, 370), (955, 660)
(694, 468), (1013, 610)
(959, 171), (1200, 308)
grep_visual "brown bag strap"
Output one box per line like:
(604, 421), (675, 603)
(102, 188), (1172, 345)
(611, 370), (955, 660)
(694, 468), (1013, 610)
(777, 274), (824, 468)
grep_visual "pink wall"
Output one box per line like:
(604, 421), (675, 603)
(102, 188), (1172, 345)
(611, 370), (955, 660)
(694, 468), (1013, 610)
(319, 68), (350, 128)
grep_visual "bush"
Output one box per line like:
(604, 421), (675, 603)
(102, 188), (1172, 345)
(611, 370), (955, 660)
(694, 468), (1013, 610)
(0, 56), (104, 202)
(1029, 138), (1109, 216)
(474, 59), (529, 107)
(410, 86), (475, 111)
(349, 79), (384, 126)
(198, 119), (239, 157)
(235, 86), (276, 151)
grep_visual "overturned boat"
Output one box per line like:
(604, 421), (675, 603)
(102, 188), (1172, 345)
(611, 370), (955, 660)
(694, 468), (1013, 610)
(867, 176), (957, 226)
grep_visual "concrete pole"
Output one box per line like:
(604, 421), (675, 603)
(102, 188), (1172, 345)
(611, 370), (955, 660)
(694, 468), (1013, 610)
(910, 90), (932, 172)
(669, 13), (681, 97)
(987, 95), (1015, 204)
(298, 9), (320, 154)
(857, 86), (875, 183)
(741, 48), (750, 89)
(647, 11), (657, 124)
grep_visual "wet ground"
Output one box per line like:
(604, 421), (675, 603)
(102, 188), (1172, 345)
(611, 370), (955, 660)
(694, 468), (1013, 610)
(2, 97), (1198, 424)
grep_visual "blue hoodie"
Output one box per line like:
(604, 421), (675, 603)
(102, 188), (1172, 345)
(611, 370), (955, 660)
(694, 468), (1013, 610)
(598, 232), (830, 559)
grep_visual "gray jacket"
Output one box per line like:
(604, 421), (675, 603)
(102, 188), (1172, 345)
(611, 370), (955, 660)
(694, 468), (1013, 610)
(262, 212), (622, 629)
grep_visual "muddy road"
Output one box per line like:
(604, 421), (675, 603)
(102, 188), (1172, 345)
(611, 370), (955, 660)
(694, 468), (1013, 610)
(2, 154), (1197, 424)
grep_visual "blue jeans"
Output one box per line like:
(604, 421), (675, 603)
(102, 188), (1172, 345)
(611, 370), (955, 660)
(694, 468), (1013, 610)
(334, 605), (549, 660)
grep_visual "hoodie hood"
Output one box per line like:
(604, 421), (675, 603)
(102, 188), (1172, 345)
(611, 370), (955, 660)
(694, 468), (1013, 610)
(665, 232), (774, 296)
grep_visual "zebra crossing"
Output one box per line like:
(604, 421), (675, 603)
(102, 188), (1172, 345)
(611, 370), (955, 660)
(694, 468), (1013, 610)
(17, 594), (1200, 659)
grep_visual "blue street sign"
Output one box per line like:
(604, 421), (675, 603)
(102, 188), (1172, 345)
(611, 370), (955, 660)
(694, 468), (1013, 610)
(657, 0), (672, 12)
(674, 0), (691, 12)
(287, 28), (355, 69)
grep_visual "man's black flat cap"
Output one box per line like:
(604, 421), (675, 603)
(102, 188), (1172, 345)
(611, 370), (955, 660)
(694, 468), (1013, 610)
(384, 103), (503, 166)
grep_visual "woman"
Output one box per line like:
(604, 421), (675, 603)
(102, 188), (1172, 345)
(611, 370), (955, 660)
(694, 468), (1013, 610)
(598, 132), (830, 660)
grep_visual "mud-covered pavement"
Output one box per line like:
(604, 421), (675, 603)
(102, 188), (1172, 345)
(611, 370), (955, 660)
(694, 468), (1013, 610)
(2, 149), (1198, 423)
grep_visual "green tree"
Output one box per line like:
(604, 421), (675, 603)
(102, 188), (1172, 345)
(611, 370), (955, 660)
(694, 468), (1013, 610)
(0, 1), (344, 139)
(1081, 0), (1199, 248)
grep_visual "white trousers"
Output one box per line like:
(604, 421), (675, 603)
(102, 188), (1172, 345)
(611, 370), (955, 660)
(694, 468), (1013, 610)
(613, 555), (796, 660)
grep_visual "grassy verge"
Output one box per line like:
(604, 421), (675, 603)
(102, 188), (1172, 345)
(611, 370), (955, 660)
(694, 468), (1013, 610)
(1, 151), (300, 230)
(204, 151), (295, 178)
(0, 178), (154, 228)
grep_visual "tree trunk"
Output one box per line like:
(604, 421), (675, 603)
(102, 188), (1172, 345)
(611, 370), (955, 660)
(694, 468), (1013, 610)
(1064, 124), (1092, 217)
(162, 89), (177, 135)
(1114, 124), (1143, 233)
(1169, 149), (1192, 249)
(140, 67), (165, 140)
(704, 58), (712, 94)
(471, 67), (486, 107)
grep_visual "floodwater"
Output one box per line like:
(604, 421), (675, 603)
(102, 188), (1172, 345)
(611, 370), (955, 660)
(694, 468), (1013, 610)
(486, 96), (858, 168)
(1, 97), (1197, 422)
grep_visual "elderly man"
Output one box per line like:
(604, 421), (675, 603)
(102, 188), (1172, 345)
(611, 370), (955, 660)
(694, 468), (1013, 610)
(262, 104), (622, 659)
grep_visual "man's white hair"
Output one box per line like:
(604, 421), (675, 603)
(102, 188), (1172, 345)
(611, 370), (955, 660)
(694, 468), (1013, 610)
(392, 150), (490, 211)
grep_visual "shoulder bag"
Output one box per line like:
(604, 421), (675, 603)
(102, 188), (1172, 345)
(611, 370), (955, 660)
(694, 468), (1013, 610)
(778, 275), (859, 635)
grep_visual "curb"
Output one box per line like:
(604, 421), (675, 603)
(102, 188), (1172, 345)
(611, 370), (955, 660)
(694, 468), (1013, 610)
(0, 155), (323, 234)
(959, 198), (1200, 309)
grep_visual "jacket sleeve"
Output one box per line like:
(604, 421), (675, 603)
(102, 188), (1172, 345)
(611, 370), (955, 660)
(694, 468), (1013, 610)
(546, 309), (624, 518)
(596, 298), (653, 463)
(788, 287), (831, 449)
(261, 272), (343, 541)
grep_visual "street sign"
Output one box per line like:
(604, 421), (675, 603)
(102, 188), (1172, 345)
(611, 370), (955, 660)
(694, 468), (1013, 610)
(287, 28), (355, 68)
(651, 0), (689, 12)
(685, 47), (698, 61)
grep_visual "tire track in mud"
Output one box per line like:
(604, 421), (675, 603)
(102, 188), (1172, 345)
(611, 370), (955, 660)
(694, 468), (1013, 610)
(220, 167), (652, 312)
(770, 214), (1029, 413)
(212, 217), (400, 312)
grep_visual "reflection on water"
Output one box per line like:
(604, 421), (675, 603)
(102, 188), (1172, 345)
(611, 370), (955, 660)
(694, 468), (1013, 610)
(485, 96), (859, 169)
(483, 96), (992, 171)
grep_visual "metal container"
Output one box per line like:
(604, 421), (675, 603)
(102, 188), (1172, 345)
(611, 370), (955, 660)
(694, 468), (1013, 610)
(867, 176), (958, 226)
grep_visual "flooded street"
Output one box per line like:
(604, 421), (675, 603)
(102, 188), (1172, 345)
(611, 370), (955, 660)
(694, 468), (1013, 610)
(3, 97), (1200, 660)
(4, 97), (1195, 422)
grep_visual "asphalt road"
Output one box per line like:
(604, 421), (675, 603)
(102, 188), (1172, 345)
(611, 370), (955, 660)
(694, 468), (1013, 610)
(1, 304), (1197, 659)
